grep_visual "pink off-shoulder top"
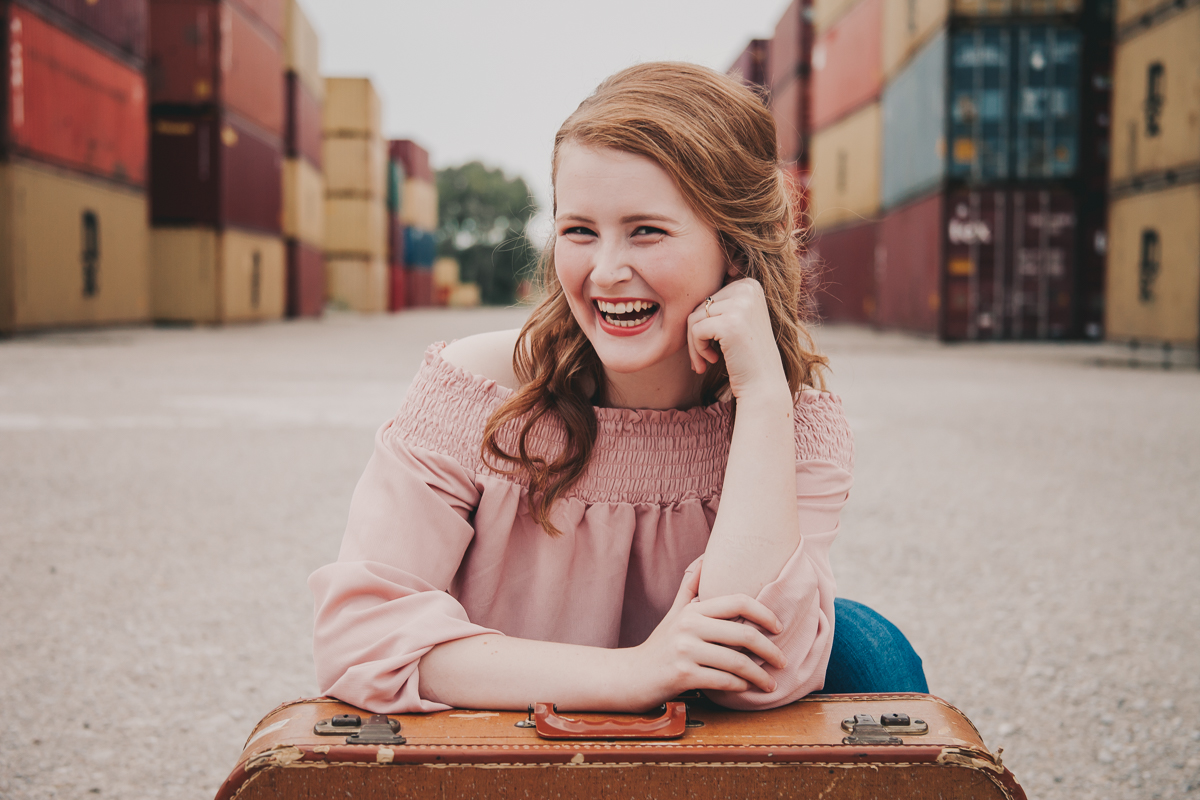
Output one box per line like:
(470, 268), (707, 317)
(309, 343), (854, 713)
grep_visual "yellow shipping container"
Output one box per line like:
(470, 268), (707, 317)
(323, 137), (386, 198)
(433, 257), (460, 291)
(0, 159), (149, 333)
(325, 196), (386, 258)
(448, 283), (481, 308)
(809, 102), (882, 231)
(883, 0), (948, 79)
(285, 0), (321, 99)
(400, 178), (439, 231)
(1106, 184), (1200, 345)
(1116, 0), (1174, 30)
(326, 255), (387, 313)
(951, 0), (1080, 14)
(323, 77), (381, 138)
(814, 0), (859, 34)
(151, 227), (285, 323)
(1109, 5), (1200, 184)
(283, 157), (325, 247)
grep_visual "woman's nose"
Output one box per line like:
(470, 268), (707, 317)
(590, 241), (634, 288)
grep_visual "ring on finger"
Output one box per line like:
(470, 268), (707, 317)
(704, 297), (714, 317)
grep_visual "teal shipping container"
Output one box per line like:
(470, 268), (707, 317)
(949, 27), (1012, 181)
(1013, 27), (1080, 179)
(881, 29), (947, 208)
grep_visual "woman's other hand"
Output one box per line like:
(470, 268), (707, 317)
(687, 277), (788, 400)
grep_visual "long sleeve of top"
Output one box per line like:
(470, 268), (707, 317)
(309, 343), (854, 713)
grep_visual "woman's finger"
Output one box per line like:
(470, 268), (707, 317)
(692, 641), (778, 693)
(670, 561), (703, 611)
(686, 614), (788, 669)
(689, 593), (783, 633)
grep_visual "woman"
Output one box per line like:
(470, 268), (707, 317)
(309, 62), (926, 714)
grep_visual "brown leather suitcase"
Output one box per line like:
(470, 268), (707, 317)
(216, 693), (1026, 800)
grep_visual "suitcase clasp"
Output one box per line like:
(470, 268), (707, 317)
(314, 714), (406, 745)
(841, 713), (928, 744)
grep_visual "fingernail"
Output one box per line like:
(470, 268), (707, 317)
(769, 680), (777, 692)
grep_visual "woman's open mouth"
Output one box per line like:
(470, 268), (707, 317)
(594, 299), (660, 330)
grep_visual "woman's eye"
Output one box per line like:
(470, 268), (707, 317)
(633, 226), (666, 237)
(563, 226), (595, 237)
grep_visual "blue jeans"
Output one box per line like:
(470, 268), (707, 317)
(818, 598), (929, 694)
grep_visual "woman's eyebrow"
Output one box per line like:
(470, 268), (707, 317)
(621, 214), (679, 225)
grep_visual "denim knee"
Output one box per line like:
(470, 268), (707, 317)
(819, 598), (929, 694)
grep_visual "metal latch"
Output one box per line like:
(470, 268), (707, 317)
(314, 714), (405, 744)
(841, 713), (928, 745)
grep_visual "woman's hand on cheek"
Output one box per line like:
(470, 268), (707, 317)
(621, 559), (787, 709)
(687, 278), (789, 400)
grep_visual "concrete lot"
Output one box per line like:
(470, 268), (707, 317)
(0, 309), (1197, 800)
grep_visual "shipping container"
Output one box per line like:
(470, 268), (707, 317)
(323, 76), (380, 138)
(809, 102), (881, 230)
(812, 219), (878, 324)
(952, 0), (1081, 16)
(767, 0), (811, 91)
(286, 237), (322, 317)
(813, 0), (858, 34)
(400, 178), (438, 231)
(389, 139), (432, 183)
(3, 5), (147, 185)
(404, 226), (436, 269)
(1105, 183), (1200, 345)
(326, 254), (386, 312)
(405, 267), (432, 308)
(448, 282), (481, 308)
(728, 38), (768, 89)
(150, 108), (282, 234)
(433, 256), (459, 290)
(882, 0), (948, 79)
(386, 157), (406, 214)
(1013, 27), (1081, 179)
(324, 196), (385, 258)
(148, 0), (284, 136)
(323, 136), (384, 197)
(387, 212), (403, 264)
(285, 71), (322, 168)
(1116, 0), (1176, 31)
(26, 0), (148, 62)
(282, 156), (322, 246)
(387, 263), (405, 311)
(0, 158), (149, 333)
(810, 0), (881, 131)
(881, 29), (947, 208)
(771, 77), (808, 165)
(225, 0), (283, 39)
(1109, 5), (1200, 185)
(876, 190), (943, 334)
(948, 27), (1012, 181)
(151, 225), (284, 322)
(283, 0), (319, 97)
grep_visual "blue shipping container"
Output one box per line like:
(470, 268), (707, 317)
(882, 29), (947, 209)
(949, 28), (1012, 182)
(404, 227), (437, 269)
(1013, 27), (1080, 179)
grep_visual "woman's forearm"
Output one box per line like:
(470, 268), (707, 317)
(699, 385), (800, 601)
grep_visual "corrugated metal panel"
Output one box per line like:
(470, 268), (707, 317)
(1008, 188), (1074, 338)
(952, 0), (1081, 15)
(389, 139), (432, 183)
(0, 158), (149, 333)
(148, 0), (284, 136)
(405, 267), (433, 308)
(283, 0), (319, 98)
(813, 0), (858, 34)
(28, 0), (148, 62)
(876, 190), (943, 334)
(386, 159), (405, 214)
(881, 29), (947, 209)
(882, 0), (948, 79)
(323, 136), (385, 197)
(1013, 27), (1081, 179)
(728, 38), (768, 89)
(1109, 5), (1200, 185)
(286, 71), (322, 168)
(810, 0), (881, 131)
(150, 108), (283, 234)
(767, 0), (811, 91)
(400, 178), (438, 231)
(387, 211), (402, 264)
(232, 0), (283, 40)
(812, 219), (878, 324)
(150, 225), (284, 322)
(809, 102), (881, 230)
(282, 156), (322, 246)
(771, 76), (808, 165)
(1105, 183), (1200, 344)
(387, 263), (406, 311)
(948, 27), (1012, 181)
(326, 254), (386, 312)
(286, 237), (323, 317)
(4, 6), (147, 185)
(324, 196), (385, 257)
(323, 77), (380, 138)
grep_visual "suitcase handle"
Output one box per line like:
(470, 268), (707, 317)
(533, 702), (688, 740)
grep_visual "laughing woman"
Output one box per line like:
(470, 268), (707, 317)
(309, 62), (927, 713)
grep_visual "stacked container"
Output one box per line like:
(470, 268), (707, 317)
(1, 0), (151, 334)
(147, 0), (286, 323)
(282, 0), (323, 317)
(1104, 0), (1200, 351)
(728, 38), (768, 90)
(384, 141), (406, 310)
(768, 0), (815, 217)
(389, 139), (437, 307)
(323, 77), (386, 312)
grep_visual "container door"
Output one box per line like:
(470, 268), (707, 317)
(945, 189), (1005, 340)
(1010, 189), (1075, 339)
(1014, 27), (1081, 179)
(949, 27), (1011, 182)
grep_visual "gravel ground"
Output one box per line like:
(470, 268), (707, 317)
(0, 309), (1196, 800)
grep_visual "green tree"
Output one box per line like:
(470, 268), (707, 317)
(436, 162), (539, 306)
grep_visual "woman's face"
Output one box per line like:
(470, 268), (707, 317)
(554, 144), (730, 402)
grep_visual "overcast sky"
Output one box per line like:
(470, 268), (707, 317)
(302, 0), (791, 229)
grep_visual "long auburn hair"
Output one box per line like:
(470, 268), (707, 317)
(482, 62), (827, 536)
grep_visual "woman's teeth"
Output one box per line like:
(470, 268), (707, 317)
(596, 299), (658, 327)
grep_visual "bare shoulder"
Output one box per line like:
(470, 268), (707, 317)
(439, 329), (522, 391)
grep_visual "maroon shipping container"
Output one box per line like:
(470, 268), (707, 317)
(405, 268), (432, 308)
(876, 191), (943, 335)
(812, 220), (878, 325)
(22, 0), (147, 62)
(1008, 189), (1075, 339)
(389, 139), (432, 183)
(148, 0), (283, 136)
(388, 263), (406, 311)
(810, 0), (882, 132)
(286, 237), (323, 317)
(285, 70), (320, 168)
(3, 5), (147, 185)
(728, 38), (767, 89)
(228, 0), (282, 39)
(387, 213), (403, 265)
(150, 107), (282, 233)
(767, 0), (811, 91)
(771, 77), (809, 166)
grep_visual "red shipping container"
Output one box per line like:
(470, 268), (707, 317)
(771, 77), (809, 166)
(228, 0), (282, 39)
(148, 0), (283, 137)
(3, 5), (147, 185)
(1007, 189), (1075, 340)
(389, 139), (432, 183)
(405, 268), (432, 308)
(767, 0), (811, 92)
(810, 0), (882, 132)
(728, 38), (767, 89)
(387, 263), (406, 311)
(285, 70), (320, 168)
(29, 0), (148, 62)
(387, 213), (403, 265)
(812, 219), (878, 325)
(150, 107), (282, 233)
(876, 190), (943, 336)
(285, 237), (323, 317)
